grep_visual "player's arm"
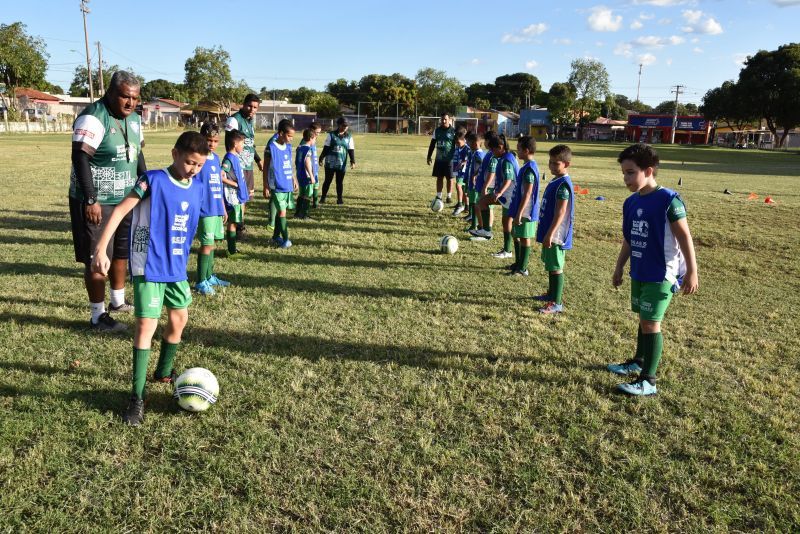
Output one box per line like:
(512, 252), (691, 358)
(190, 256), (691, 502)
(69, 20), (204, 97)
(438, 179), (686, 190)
(136, 151), (147, 177)
(483, 171), (496, 195)
(348, 149), (356, 169)
(544, 198), (569, 249)
(671, 218), (699, 294)
(262, 151), (272, 198)
(493, 163), (514, 198)
(612, 239), (631, 287)
(253, 143), (263, 171)
(426, 138), (435, 165)
(91, 192), (140, 276)
(514, 182), (533, 227)
(304, 154), (314, 184)
(319, 134), (331, 164)
(71, 147), (102, 224)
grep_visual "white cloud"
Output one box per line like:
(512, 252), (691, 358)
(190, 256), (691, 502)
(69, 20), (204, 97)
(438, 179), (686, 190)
(596, 41), (605, 47)
(692, 47), (703, 53)
(630, 20), (644, 29)
(639, 53), (657, 66)
(666, 58), (673, 66)
(681, 10), (723, 34)
(502, 23), (548, 43)
(691, 37), (699, 43)
(772, 0), (800, 5)
(470, 58), (481, 65)
(614, 42), (634, 57)
(733, 53), (748, 66)
(658, 18), (672, 25)
(639, 12), (656, 20)
(525, 60), (539, 70)
(587, 7), (623, 32)
(554, 38), (572, 45)
(630, 35), (685, 49)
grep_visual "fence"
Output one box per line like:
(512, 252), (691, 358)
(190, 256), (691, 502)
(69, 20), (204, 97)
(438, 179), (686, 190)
(0, 118), (71, 133)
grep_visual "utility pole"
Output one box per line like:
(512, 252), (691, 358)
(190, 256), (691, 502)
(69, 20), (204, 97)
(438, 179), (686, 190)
(636, 63), (643, 103)
(96, 41), (104, 97)
(669, 84), (684, 144)
(80, 0), (94, 103)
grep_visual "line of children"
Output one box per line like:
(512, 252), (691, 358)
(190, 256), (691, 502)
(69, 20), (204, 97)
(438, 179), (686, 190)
(221, 130), (249, 259)
(464, 132), (486, 232)
(263, 121), (297, 248)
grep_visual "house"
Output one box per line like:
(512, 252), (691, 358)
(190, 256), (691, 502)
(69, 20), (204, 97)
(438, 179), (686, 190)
(519, 108), (552, 140)
(626, 114), (710, 144)
(455, 106), (499, 135)
(494, 110), (520, 137)
(585, 117), (627, 141)
(50, 94), (93, 118)
(141, 98), (190, 125)
(11, 88), (61, 119)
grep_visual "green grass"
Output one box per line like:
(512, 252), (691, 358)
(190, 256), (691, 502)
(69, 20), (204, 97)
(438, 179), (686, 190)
(0, 131), (798, 531)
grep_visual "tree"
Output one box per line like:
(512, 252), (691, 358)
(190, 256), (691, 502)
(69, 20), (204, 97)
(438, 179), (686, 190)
(700, 80), (756, 141)
(474, 97), (491, 111)
(288, 86), (317, 105)
(602, 95), (627, 120)
(493, 72), (541, 111)
(308, 93), (340, 118)
(0, 22), (49, 117)
(466, 82), (494, 109)
(326, 78), (359, 108)
(69, 62), (143, 97)
(184, 46), (251, 109)
(567, 58), (610, 138)
(547, 82), (577, 137)
(737, 43), (800, 148)
(654, 99), (693, 116)
(141, 79), (188, 102)
(415, 67), (466, 116)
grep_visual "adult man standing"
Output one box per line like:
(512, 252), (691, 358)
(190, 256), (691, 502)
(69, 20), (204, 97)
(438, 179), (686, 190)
(69, 70), (146, 332)
(426, 113), (456, 205)
(319, 117), (356, 205)
(225, 94), (263, 233)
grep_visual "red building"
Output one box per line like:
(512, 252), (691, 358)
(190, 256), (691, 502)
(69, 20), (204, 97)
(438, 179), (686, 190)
(626, 114), (711, 145)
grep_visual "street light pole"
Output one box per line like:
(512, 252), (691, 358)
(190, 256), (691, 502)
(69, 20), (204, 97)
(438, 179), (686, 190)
(80, 0), (94, 103)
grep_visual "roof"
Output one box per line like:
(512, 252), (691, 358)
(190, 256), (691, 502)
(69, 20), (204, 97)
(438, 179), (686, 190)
(494, 110), (520, 120)
(591, 117), (627, 126)
(154, 98), (187, 108)
(14, 88), (61, 102)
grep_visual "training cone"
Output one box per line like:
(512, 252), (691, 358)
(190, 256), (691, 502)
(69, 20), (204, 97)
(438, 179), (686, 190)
(747, 192), (759, 200)
(678, 177), (683, 186)
(723, 189), (732, 195)
(765, 196), (775, 204)
(573, 184), (581, 193)
(579, 188), (589, 195)
(595, 196), (606, 201)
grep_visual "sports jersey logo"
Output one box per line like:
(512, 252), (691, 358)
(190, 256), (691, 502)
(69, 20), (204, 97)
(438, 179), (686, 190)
(637, 208), (644, 217)
(110, 127), (117, 135)
(180, 201), (189, 212)
(631, 219), (649, 238)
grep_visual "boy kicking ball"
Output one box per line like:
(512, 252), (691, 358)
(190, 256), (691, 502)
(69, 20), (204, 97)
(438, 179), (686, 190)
(608, 143), (699, 396)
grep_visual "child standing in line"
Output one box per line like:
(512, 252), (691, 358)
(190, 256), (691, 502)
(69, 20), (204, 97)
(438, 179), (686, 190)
(535, 145), (575, 314)
(309, 121), (323, 209)
(508, 135), (541, 277)
(263, 121), (297, 248)
(194, 123), (229, 296)
(294, 128), (317, 219)
(91, 131), (208, 425)
(463, 132), (483, 231)
(451, 127), (470, 217)
(221, 130), (249, 258)
(468, 131), (498, 241)
(473, 134), (518, 258)
(608, 143), (699, 396)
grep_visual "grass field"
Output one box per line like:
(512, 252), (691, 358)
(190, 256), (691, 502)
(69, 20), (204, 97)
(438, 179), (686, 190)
(0, 130), (798, 531)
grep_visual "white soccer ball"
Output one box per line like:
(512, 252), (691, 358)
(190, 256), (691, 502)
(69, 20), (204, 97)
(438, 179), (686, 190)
(440, 235), (459, 254)
(174, 367), (219, 412)
(430, 198), (444, 212)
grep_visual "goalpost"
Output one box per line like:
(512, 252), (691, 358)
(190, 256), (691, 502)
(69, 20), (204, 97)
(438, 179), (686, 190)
(417, 116), (479, 136)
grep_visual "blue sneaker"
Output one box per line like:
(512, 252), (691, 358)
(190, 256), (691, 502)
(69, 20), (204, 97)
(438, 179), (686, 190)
(271, 236), (284, 247)
(617, 379), (657, 396)
(280, 239), (293, 249)
(606, 359), (643, 376)
(207, 274), (230, 288)
(195, 280), (215, 296)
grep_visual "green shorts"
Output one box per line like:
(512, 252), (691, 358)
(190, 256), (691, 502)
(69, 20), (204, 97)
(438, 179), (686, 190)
(133, 276), (192, 319)
(455, 177), (465, 186)
(541, 245), (566, 272)
(198, 216), (224, 245)
(226, 204), (243, 224)
(270, 191), (292, 213)
(469, 189), (480, 204)
(631, 279), (674, 322)
(299, 184), (314, 199)
(502, 207), (510, 218)
(512, 219), (537, 239)
(314, 181), (320, 191)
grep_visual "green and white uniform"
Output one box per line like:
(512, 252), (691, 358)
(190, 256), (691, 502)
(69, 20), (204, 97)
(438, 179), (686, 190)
(224, 112), (256, 171)
(324, 131), (354, 171)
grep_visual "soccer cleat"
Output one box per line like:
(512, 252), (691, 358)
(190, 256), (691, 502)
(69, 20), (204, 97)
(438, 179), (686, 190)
(462, 213), (471, 221)
(280, 239), (293, 249)
(617, 378), (658, 396)
(509, 269), (529, 276)
(533, 293), (550, 301)
(464, 226), (478, 233)
(491, 249), (513, 259)
(90, 312), (128, 333)
(122, 396), (145, 426)
(539, 301), (564, 314)
(337, 199), (344, 205)
(108, 301), (133, 313)
(469, 228), (493, 239)
(452, 204), (465, 216)
(606, 359), (643, 376)
(469, 235), (489, 242)
(271, 236), (285, 247)
(445, 195), (452, 204)
(207, 274), (231, 288)
(152, 369), (178, 384)
(195, 280), (216, 296)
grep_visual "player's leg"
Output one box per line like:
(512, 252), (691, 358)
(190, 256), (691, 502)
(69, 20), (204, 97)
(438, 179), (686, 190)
(435, 175), (444, 199)
(154, 281), (191, 383)
(539, 245), (566, 313)
(225, 207), (240, 257)
(335, 169), (346, 204)
(445, 177), (453, 203)
(312, 181), (320, 208)
(321, 167), (335, 203)
(108, 211), (132, 313)
(207, 216), (229, 286)
(125, 277), (163, 425)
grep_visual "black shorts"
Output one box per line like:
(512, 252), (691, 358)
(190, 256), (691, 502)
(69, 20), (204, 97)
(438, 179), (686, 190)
(69, 197), (132, 265)
(243, 169), (255, 192)
(432, 160), (452, 178)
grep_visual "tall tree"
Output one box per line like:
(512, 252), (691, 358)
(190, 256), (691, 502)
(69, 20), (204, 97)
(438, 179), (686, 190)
(654, 100), (692, 116)
(288, 86), (318, 105)
(567, 59), (610, 138)
(141, 79), (189, 102)
(326, 78), (359, 108)
(184, 46), (251, 109)
(466, 82), (495, 109)
(307, 93), (340, 118)
(0, 22), (49, 117)
(547, 82), (577, 137)
(493, 72), (541, 111)
(737, 43), (800, 148)
(602, 95), (627, 120)
(700, 80), (756, 137)
(415, 67), (465, 117)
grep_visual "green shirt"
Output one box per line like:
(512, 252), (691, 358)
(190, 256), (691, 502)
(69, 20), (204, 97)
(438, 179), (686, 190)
(667, 196), (687, 222)
(556, 183), (570, 200)
(225, 111), (256, 171)
(324, 131), (354, 171)
(433, 126), (455, 162)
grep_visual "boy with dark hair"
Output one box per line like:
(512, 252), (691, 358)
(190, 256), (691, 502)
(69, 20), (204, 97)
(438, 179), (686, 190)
(221, 130), (249, 261)
(91, 131), (208, 425)
(472, 134), (517, 257)
(263, 122), (297, 248)
(295, 128), (317, 219)
(427, 113), (455, 204)
(224, 93), (262, 235)
(608, 143), (699, 396)
(309, 121), (323, 208)
(536, 145), (575, 313)
(194, 123), (229, 295)
(468, 131), (498, 241)
(508, 136), (541, 276)
(265, 119), (295, 229)
(464, 132), (485, 232)
(451, 127), (470, 216)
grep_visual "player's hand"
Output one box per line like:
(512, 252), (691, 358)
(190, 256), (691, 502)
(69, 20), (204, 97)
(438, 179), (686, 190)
(256, 160), (264, 172)
(263, 189), (270, 199)
(319, 156), (324, 165)
(293, 181), (299, 193)
(351, 162), (356, 170)
(426, 157), (432, 165)
(91, 252), (110, 277)
(612, 269), (624, 288)
(513, 215), (522, 227)
(85, 203), (102, 225)
(543, 234), (553, 249)
(681, 271), (699, 295)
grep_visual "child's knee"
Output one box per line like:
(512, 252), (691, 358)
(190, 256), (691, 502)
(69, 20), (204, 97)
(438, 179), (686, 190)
(640, 319), (660, 334)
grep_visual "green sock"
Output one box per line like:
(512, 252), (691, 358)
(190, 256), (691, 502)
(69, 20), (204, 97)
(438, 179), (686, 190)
(132, 347), (150, 400)
(279, 216), (288, 241)
(155, 341), (179, 379)
(312, 188), (318, 208)
(295, 197), (304, 217)
(208, 249), (215, 279)
(268, 199), (277, 228)
(551, 272), (565, 305)
(471, 205), (479, 229)
(503, 231), (512, 253)
(481, 209), (491, 231)
(635, 326), (644, 365)
(513, 241), (520, 269)
(520, 245), (531, 272)
(226, 231), (237, 254)
(642, 333), (663, 383)
(197, 253), (209, 283)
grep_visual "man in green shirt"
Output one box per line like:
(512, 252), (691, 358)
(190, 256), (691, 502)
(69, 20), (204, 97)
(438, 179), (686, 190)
(426, 113), (455, 204)
(225, 94), (263, 233)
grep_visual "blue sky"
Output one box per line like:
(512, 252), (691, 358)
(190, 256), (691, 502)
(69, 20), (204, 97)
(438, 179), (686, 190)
(5, 0), (800, 106)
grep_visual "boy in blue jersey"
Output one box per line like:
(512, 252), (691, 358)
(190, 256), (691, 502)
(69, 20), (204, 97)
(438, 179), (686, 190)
(472, 134), (518, 257)
(194, 123), (229, 296)
(608, 143), (699, 396)
(265, 119), (294, 229)
(91, 131), (209, 425)
(263, 121), (297, 248)
(508, 136), (541, 277)
(294, 128), (317, 219)
(221, 130), (249, 258)
(451, 127), (469, 216)
(309, 121), (323, 208)
(468, 131), (498, 241)
(536, 145), (575, 313)
(464, 132), (485, 232)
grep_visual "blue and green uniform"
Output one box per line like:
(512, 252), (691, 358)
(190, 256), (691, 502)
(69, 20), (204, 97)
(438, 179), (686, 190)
(295, 143), (314, 217)
(269, 140), (294, 242)
(537, 174), (574, 304)
(510, 160), (541, 241)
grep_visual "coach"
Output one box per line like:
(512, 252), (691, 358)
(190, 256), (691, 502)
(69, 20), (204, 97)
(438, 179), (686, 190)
(225, 94), (262, 233)
(319, 117), (356, 204)
(69, 70), (145, 332)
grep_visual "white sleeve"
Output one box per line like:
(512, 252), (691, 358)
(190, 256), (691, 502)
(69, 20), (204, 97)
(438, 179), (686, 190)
(324, 134), (332, 147)
(348, 137), (355, 149)
(224, 117), (239, 132)
(72, 114), (105, 150)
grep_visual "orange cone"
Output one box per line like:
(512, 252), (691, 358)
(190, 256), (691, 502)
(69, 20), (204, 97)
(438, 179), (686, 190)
(579, 188), (589, 195)
(573, 184), (580, 193)
(747, 192), (758, 200)
(765, 196), (775, 204)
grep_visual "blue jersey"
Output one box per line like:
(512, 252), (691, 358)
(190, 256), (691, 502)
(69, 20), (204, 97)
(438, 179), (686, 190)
(268, 141), (294, 192)
(623, 187), (685, 284)
(475, 153), (496, 192)
(509, 160), (541, 221)
(222, 152), (249, 207)
(494, 152), (519, 209)
(452, 144), (470, 178)
(295, 144), (314, 187)
(197, 152), (224, 217)
(537, 174), (574, 249)
(467, 149), (486, 191)
(311, 142), (319, 180)
(129, 169), (204, 283)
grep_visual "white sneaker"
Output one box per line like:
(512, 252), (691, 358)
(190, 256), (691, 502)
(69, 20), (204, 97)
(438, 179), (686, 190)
(469, 228), (493, 239)
(451, 204), (465, 216)
(491, 249), (512, 259)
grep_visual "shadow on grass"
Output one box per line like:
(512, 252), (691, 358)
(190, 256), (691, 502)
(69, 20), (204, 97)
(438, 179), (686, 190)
(0, 295), (81, 309)
(0, 234), (73, 247)
(0, 262), (80, 277)
(0, 216), (70, 233)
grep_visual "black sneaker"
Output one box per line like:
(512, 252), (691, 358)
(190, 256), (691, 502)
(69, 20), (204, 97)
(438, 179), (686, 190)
(108, 301), (133, 313)
(319, 197), (326, 204)
(504, 263), (517, 270)
(152, 369), (178, 384)
(90, 312), (127, 333)
(337, 198), (344, 205)
(122, 396), (144, 426)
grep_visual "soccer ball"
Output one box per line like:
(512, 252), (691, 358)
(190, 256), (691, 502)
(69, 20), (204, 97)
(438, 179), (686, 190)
(440, 235), (459, 254)
(174, 367), (219, 412)
(430, 197), (444, 212)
